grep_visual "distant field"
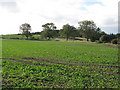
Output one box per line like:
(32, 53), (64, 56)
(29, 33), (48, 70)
(1, 34), (41, 39)
(1, 34), (23, 38)
(2, 39), (119, 88)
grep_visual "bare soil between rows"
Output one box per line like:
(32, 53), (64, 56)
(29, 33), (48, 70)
(22, 57), (120, 69)
(1, 57), (120, 75)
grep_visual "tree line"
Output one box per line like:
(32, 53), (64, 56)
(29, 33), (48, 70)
(19, 20), (119, 44)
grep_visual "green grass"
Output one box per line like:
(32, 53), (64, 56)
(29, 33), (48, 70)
(2, 39), (119, 88)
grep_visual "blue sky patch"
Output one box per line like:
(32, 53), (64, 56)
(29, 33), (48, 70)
(84, 1), (103, 6)
(80, 7), (87, 11)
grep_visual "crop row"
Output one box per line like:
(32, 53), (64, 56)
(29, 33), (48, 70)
(2, 59), (119, 88)
(1, 58), (119, 74)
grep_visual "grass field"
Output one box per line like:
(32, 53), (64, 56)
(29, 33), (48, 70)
(1, 39), (119, 88)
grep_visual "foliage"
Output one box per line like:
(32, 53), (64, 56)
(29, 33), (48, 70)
(60, 24), (77, 40)
(41, 23), (57, 40)
(19, 23), (32, 39)
(78, 20), (97, 41)
(99, 35), (111, 43)
(111, 39), (118, 44)
(14, 21), (118, 43)
(90, 27), (106, 42)
(109, 34), (117, 41)
(2, 59), (119, 88)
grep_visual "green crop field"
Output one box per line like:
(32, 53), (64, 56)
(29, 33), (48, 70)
(1, 39), (119, 88)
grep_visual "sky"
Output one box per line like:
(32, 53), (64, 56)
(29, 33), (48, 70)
(0, 0), (119, 35)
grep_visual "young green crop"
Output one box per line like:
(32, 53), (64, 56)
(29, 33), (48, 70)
(2, 39), (118, 65)
(2, 39), (119, 88)
(2, 59), (119, 88)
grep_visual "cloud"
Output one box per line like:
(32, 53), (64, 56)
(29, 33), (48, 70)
(0, 2), (16, 6)
(101, 27), (118, 34)
(0, 0), (119, 34)
(0, 0), (19, 13)
(82, 0), (118, 33)
(103, 18), (117, 27)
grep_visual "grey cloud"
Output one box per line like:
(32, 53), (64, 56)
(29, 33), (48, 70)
(40, 15), (65, 22)
(102, 18), (118, 34)
(0, 1), (19, 13)
(101, 26), (118, 34)
(104, 18), (117, 26)
(0, 1), (17, 7)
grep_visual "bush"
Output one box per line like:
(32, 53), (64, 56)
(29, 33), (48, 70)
(10, 37), (19, 39)
(90, 37), (97, 42)
(111, 39), (118, 44)
(30, 36), (35, 40)
(91, 39), (96, 42)
(99, 35), (110, 43)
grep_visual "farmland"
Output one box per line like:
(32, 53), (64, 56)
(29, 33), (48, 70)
(1, 34), (41, 40)
(1, 39), (120, 88)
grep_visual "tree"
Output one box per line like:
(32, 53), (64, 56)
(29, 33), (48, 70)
(41, 23), (57, 40)
(60, 24), (77, 40)
(99, 35), (111, 43)
(116, 33), (120, 39)
(78, 20), (97, 41)
(20, 23), (32, 39)
(108, 33), (116, 41)
(90, 27), (106, 42)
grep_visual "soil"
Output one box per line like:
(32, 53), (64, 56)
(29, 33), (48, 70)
(22, 57), (120, 69)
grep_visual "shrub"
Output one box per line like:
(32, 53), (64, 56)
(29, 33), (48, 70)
(90, 37), (97, 42)
(30, 36), (35, 40)
(10, 37), (19, 39)
(99, 35), (110, 43)
(91, 39), (96, 42)
(111, 39), (118, 44)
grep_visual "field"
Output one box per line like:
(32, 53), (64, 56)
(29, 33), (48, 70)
(1, 39), (120, 88)
(1, 35), (41, 40)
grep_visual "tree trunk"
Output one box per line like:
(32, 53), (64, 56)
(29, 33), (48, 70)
(66, 37), (69, 41)
(48, 37), (50, 40)
(87, 38), (89, 41)
(26, 36), (28, 40)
